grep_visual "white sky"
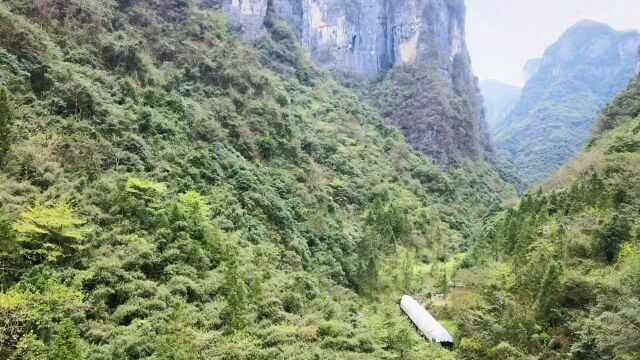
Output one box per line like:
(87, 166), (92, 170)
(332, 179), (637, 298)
(466, 0), (640, 86)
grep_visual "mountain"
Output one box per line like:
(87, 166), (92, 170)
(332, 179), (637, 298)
(455, 74), (640, 360)
(523, 58), (542, 82)
(223, 0), (491, 166)
(480, 79), (522, 128)
(0, 1), (515, 359)
(494, 20), (640, 184)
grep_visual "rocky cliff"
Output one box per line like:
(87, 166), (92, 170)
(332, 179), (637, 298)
(224, 0), (469, 78)
(494, 20), (640, 185)
(222, 0), (488, 164)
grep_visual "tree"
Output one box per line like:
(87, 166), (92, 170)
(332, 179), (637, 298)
(12, 332), (47, 360)
(400, 250), (413, 293)
(356, 230), (382, 296)
(48, 319), (87, 360)
(438, 270), (449, 294)
(365, 199), (411, 249)
(13, 201), (89, 265)
(387, 325), (413, 358)
(622, 256), (640, 296)
(176, 191), (209, 227)
(535, 261), (562, 324)
(598, 214), (631, 264)
(154, 305), (199, 360)
(0, 86), (11, 166)
(222, 246), (248, 331)
(569, 322), (603, 360)
(0, 212), (17, 284)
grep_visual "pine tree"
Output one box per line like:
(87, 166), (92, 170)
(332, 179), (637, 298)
(48, 320), (87, 360)
(223, 245), (248, 331)
(535, 262), (562, 323)
(400, 250), (413, 292)
(0, 86), (12, 165)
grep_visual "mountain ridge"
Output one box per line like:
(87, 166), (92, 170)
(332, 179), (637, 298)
(494, 19), (640, 184)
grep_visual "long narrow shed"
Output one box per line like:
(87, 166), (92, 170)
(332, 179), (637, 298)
(400, 295), (454, 348)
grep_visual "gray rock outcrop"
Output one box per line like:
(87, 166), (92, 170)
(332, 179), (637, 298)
(223, 0), (489, 164)
(223, 0), (471, 82)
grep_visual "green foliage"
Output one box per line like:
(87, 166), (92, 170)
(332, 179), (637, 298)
(597, 214), (631, 263)
(0, 86), (11, 165)
(222, 245), (248, 331)
(459, 73), (640, 359)
(125, 177), (167, 200)
(11, 332), (47, 360)
(592, 76), (640, 139)
(13, 202), (88, 265)
(534, 261), (562, 323)
(0, 0), (516, 358)
(621, 255), (640, 296)
(48, 320), (87, 360)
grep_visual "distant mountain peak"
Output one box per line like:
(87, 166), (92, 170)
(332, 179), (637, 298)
(480, 79), (521, 88)
(480, 80), (521, 129)
(570, 19), (611, 29)
(562, 19), (638, 38)
(494, 20), (640, 185)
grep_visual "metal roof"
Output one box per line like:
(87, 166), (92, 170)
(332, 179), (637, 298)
(400, 295), (454, 343)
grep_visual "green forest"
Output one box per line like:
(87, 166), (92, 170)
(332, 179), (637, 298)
(455, 76), (640, 359)
(0, 0), (639, 359)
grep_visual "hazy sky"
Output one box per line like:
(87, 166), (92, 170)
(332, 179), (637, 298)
(466, 0), (640, 86)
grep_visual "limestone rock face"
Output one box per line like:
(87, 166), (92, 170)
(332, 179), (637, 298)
(222, 0), (488, 163)
(222, 0), (271, 38)
(223, 0), (472, 84)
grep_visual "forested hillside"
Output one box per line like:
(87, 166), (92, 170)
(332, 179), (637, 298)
(494, 20), (640, 184)
(0, 1), (516, 359)
(454, 75), (640, 359)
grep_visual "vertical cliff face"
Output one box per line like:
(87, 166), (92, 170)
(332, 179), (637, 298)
(225, 0), (472, 81)
(223, 0), (488, 163)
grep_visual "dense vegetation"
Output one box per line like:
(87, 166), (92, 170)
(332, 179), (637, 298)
(494, 20), (640, 185)
(0, 1), (517, 359)
(454, 75), (640, 359)
(7, 1), (638, 359)
(367, 64), (489, 166)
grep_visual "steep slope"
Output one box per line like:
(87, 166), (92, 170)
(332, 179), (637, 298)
(480, 79), (521, 129)
(523, 58), (542, 82)
(494, 20), (640, 184)
(453, 76), (640, 359)
(223, 0), (491, 166)
(0, 1), (515, 359)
